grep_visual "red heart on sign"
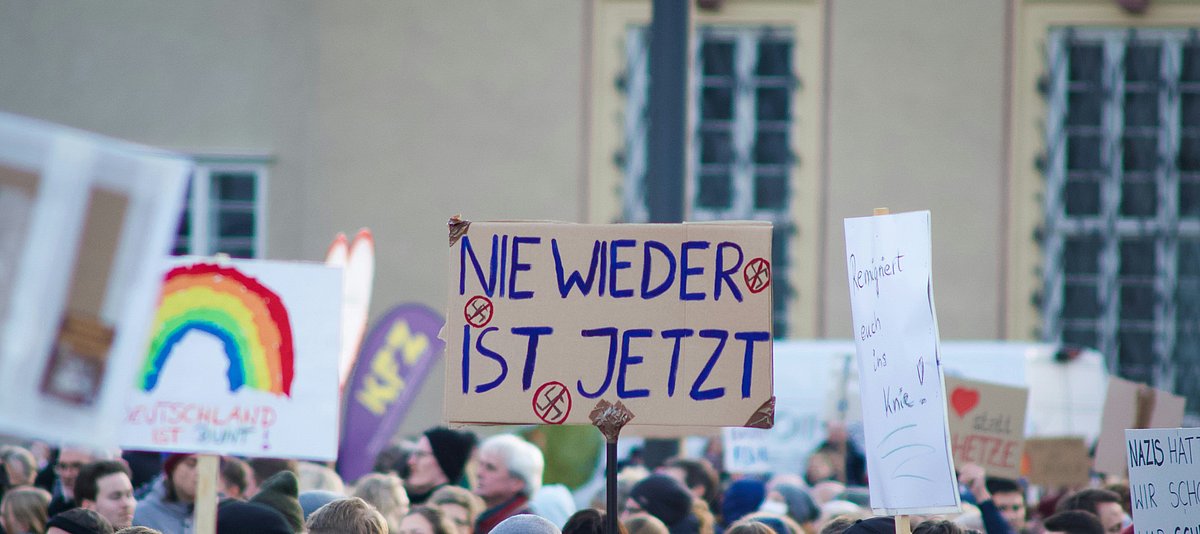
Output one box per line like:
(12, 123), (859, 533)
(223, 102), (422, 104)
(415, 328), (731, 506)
(950, 387), (980, 418)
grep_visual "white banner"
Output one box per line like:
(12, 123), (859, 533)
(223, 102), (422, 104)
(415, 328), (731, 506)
(1125, 427), (1200, 534)
(844, 210), (959, 515)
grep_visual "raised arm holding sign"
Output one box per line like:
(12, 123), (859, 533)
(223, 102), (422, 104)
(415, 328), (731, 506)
(843, 210), (959, 516)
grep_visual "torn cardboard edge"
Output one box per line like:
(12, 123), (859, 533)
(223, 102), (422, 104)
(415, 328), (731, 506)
(590, 399), (635, 442)
(448, 215), (470, 246)
(744, 396), (776, 428)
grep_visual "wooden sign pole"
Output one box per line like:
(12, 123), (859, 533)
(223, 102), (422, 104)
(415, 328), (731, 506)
(871, 207), (912, 534)
(194, 454), (219, 534)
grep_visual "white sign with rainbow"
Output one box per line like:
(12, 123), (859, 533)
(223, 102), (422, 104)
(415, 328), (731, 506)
(120, 258), (342, 460)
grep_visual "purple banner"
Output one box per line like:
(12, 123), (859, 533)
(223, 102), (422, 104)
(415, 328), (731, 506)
(337, 303), (443, 483)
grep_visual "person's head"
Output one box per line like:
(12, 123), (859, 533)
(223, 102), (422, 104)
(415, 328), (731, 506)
(623, 512), (669, 534)
(840, 516), (896, 534)
(3, 446), (37, 487)
(806, 453), (837, 485)
(659, 457), (720, 511)
(162, 454), (198, 504)
(563, 508), (626, 534)
(1104, 483), (1131, 515)
(220, 456), (252, 499)
(1, 486), (51, 534)
(488, 514), (561, 534)
(1056, 489), (1125, 534)
(399, 505), (457, 534)
(249, 470), (305, 533)
(474, 434), (544, 507)
(353, 472), (410, 532)
(375, 442), (416, 480)
(722, 478), (767, 527)
(763, 483), (819, 527)
(300, 490), (343, 520)
(912, 519), (964, 534)
(429, 485), (484, 534)
(409, 428), (477, 494)
(305, 497), (388, 534)
(45, 507), (114, 534)
(215, 499), (292, 534)
(736, 512), (804, 534)
(725, 520), (776, 534)
(297, 461), (346, 494)
(247, 458), (298, 491)
(819, 516), (860, 534)
(74, 461), (136, 529)
(56, 448), (102, 500)
(625, 474), (693, 527)
(114, 528), (162, 534)
(984, 477), (1026, 531)
(1043, 511), (1106, 534)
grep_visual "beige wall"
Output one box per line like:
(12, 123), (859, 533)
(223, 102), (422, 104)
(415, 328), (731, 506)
(822, 0), (1008, 340)
(0, 0), (1018, 439)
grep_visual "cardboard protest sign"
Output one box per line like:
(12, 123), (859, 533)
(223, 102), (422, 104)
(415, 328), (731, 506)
(1023, 437), (1090, 488)
(444, 220), (774, 427)
(338, 303), (443, 483)
(121, 258), (341, 460)
(844, 210), (959, 515)
(724, 341), (837, 474)
(1094, 376), (1185, 475)
(0, 112), (190, 448)
(1126, 428), (1200, 534)
(944, 376), (1028, 479)
(326, 229), (375, 387)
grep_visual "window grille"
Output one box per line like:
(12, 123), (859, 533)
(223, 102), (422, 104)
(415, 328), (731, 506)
(173, 161), (267, 258)
(1041, 27), (1200, 406)
(620, 25), (798, 336)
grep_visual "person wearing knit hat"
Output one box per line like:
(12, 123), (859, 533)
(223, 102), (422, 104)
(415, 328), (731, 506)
(46, 508), (114, 534)
(215, 499), (292, 534)
(761, 483), (818, 529)
(407, 427), (477, 505)
(721, 479), (766, 528)
(626, 474), (698, 534)
(249, 471), (305, 533)
(131, 453), (196, 534)
(488, 514), (561, 534)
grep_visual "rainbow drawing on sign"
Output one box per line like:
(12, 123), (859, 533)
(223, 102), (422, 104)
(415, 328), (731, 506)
(140, 263), (295, 397)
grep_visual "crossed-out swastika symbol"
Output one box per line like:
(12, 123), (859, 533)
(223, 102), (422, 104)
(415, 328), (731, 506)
(464, 296), (494, 328)
(532, 381), (571, 424)
(743, 257), (771, 294)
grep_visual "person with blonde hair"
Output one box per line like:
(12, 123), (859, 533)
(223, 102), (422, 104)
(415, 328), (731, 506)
(429, 485), (484, 534)
(400, 505), (458, 534)
(353, 472), (410, 532)
(306, 497), (388, 534)
(623, 512), (669, 534)
(1, 486), (51, 534)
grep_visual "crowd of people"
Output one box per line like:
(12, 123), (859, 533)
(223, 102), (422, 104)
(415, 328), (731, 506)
(0, 422), (1137, 534)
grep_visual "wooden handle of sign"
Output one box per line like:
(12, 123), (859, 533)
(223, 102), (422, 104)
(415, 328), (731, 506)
(874, 207), (890, 216)
(896, 514), (911, 534)
(194, 454), (219, 534)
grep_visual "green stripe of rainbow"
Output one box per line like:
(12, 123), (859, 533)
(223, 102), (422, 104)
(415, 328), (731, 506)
(139, 263), (294, 396)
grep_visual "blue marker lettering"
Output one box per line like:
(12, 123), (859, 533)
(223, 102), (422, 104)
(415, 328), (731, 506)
(617, 328), (652, 398)
(508, 236), (539, 300)
(459, 234), (498, 297)
(714, 241), (744, 302)
(680, 241), (711, 301)
(660, 328), (694, 397)
(577, 327), (618, 398)
(553, 239), (602, 298)
(609, 239), (635, 298)
(690, 329), (728, 400)
(735, 331), (770, 398)
(473, 327), (506, 393)
(512, 326), (552, 390)
(641, 240), (676, 299)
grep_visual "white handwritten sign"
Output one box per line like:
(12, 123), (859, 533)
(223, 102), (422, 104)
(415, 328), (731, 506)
(444, 221), (774, 427)
(844, 210), (959, 515)
(1125, 428), (1200, 534)
(120, 258), (342, 460)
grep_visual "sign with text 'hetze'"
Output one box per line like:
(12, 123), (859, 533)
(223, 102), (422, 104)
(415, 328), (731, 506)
(944, 376), (1028, 480)
(444, 220), (775, 427)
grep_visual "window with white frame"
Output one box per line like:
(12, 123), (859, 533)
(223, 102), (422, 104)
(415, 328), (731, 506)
(1040, 28), (1200, 406)
(172, 160), (267, 258)
(620, 25), (798, 336)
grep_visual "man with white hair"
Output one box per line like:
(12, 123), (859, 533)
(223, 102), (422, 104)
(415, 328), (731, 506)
(472, 434), (543, 534)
